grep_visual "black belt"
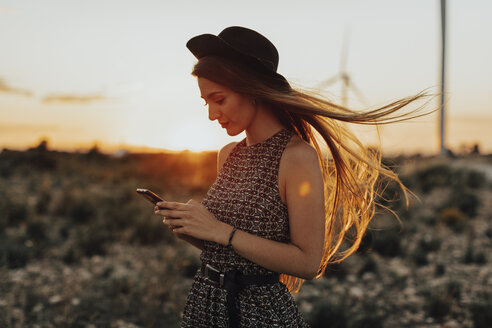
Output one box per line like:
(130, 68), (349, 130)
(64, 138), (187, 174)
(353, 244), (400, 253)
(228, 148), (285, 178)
(200, 262), (280, 327)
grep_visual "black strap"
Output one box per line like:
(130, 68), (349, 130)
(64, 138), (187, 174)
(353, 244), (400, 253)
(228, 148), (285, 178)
(200, 263), (279, 327)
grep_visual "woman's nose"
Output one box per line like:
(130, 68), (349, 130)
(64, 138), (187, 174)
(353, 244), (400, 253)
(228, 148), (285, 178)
(208, 106), (221, 121)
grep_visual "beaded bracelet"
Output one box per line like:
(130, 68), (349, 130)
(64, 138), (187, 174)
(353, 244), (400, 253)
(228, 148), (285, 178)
(227, 227), (238, 248)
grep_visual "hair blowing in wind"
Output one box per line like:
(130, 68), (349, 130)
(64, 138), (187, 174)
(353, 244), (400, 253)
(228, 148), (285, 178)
(193, 56), (437, 293)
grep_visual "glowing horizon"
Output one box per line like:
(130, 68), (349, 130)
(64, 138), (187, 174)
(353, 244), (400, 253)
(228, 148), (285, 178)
(2, 113), (490, 156)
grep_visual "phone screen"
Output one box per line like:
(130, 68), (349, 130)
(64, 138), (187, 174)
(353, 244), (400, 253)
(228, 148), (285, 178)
(136, 188), (163, 205)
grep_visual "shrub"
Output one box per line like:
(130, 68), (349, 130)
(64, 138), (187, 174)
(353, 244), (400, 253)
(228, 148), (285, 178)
(0, 239), (32, 268)
(35, 191), (52, 214)
(26, 148), (57, 171)
(70, 222), (114, 259)
(422, 215), (437, 226)
(371, 228), (403, 258)
(0, 158), (13, 178)
(438, 208), (467, 233)
(412, 246), (429, 266)
(0, 206), (6, 234)
(26, 220), (48, 243)
(349, 316), (383, 328)
(445, 280), (461, 301)
(411, 235), (440, 266)
(463, 244), (488, 265)
(426, 292), (453, 319)
(308, 299), (348, 328)
(358, 254), (379, 277)
(24, 288), (44, 317)
(426, 293), (452, 320)
(470, 292), (492, 328)
(101, 201), (142, 232)
(465, 170), (486, 189)
(415, 164), (454, 193)
(0, 190), (9, 223)
(107, 274), (134, 296)
(7, 201), (28, 226)
(445, 189), (480, 218)
(349, 303), (384, 328)
(486, 226), (492, 239)
(68, 197), (97, 224)
(474, 251), (487, 264)
(131, 216), (175, 245)
(417, 235), (441, 253)
(463, 244), (474, 264)
(180, 253), (201, 278)
(62, 245), (81, 264)
(53, 192), (95, 223)
(323, 261), (350, 280)
(434, 263), (446, 276)
(425, 281), (461, 320)
(59, 223), (71, 239)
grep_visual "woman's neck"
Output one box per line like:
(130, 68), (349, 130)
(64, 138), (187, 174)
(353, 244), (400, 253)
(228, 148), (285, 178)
(244, 105), (285, 146)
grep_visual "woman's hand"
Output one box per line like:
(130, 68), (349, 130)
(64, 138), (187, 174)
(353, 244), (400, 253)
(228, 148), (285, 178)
(154, 199), (228, 244)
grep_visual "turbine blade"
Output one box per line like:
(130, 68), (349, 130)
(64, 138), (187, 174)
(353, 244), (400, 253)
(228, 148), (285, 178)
(316, 74), (341, 89)
(340, 24), (351, 73)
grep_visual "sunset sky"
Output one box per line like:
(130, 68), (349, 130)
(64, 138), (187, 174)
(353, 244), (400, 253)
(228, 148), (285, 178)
(0, 0), (490, 155)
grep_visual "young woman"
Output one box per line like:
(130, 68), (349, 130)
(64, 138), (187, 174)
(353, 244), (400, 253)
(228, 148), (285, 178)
(154, 26), (432, 327)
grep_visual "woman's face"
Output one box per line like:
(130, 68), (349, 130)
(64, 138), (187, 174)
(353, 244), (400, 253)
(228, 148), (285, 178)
(197, 77), (257, 136)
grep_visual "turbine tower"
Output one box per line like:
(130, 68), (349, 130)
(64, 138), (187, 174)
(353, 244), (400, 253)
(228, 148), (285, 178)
(439, 0), (448, 155)
(316, 26), (367, 108)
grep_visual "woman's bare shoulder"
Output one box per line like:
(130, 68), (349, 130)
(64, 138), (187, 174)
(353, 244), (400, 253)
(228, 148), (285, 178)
(279, 134), (321, 203)
(283, 134), (319, 164)
(217, 141), (240, 172)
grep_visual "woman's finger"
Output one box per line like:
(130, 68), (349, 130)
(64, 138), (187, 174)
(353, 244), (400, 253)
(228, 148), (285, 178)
(163, 217), (182, 227)
(157, 201), (188, 211)
(155, 208), (180, 217)
(173, 225), (185, 234)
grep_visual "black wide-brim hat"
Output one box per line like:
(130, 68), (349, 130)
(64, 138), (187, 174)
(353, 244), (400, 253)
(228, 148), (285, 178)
(186, 26), (290, 90)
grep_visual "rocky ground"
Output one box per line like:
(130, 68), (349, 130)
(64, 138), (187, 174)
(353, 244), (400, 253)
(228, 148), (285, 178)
(0, 150), (491, 327)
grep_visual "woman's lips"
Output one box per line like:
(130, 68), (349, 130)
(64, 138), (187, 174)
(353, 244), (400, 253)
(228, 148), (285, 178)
(220, 122), (229, 128)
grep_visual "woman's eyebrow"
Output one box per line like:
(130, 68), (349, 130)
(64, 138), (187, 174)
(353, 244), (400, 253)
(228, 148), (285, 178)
(201, 91), (223, 99)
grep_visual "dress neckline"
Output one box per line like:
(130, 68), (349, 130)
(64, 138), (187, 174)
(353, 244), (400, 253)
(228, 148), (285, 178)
(240, 128), (289, 149)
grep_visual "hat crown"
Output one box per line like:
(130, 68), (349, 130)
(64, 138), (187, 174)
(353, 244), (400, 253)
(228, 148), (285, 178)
(217, 26), (279, 72)
(186, 26), (290, 90)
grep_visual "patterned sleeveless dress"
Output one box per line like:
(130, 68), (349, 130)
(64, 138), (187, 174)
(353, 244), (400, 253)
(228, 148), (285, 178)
(180, 127), (310, 328)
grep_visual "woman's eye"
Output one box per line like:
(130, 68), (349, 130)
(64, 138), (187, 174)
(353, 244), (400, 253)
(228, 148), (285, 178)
(216, 99), (224, 104)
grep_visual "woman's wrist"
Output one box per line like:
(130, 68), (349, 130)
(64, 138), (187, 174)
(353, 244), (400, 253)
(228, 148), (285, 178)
(216, 222), (235, 246)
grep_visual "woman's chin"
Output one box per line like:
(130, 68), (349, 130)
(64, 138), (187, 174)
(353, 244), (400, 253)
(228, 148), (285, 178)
(225, 126), (241, 137)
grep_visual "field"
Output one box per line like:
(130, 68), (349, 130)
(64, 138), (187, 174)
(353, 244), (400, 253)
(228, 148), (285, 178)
(0, 143), (491, 327)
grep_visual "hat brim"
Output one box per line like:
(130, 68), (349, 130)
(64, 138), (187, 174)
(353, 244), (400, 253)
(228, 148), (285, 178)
(186, 34), (290, 89)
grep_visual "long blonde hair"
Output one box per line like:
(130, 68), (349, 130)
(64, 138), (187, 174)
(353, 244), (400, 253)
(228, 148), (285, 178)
(192, 56), (436, 293)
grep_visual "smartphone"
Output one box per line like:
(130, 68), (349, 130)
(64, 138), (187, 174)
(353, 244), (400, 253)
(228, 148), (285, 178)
(136, 188), (163, 205)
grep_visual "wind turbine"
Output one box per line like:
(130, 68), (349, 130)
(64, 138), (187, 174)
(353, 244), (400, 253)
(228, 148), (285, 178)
(316, 26), (368, 108)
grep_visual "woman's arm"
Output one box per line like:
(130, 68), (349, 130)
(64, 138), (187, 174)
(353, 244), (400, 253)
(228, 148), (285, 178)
(214, 145), (325, 280)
